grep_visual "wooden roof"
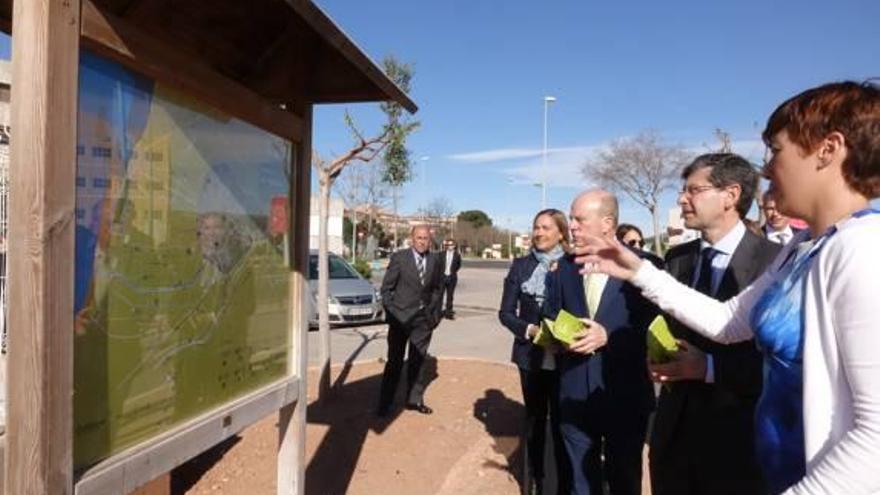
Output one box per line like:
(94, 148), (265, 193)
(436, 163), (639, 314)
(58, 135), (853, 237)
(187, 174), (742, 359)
(0, 0), (417, 114)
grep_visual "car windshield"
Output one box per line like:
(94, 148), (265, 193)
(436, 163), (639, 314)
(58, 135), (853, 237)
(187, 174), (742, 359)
(309, 255), (360, 280)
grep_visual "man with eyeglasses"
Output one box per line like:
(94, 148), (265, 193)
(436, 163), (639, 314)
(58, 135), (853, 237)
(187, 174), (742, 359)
(648, 153), (780, 495)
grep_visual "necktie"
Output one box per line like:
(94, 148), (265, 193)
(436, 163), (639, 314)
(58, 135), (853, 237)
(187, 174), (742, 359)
(694, 247), (718, 296)
(417, 255), (426, 285)
(584, 273), (602, 317)
(777, 232), (788, 245)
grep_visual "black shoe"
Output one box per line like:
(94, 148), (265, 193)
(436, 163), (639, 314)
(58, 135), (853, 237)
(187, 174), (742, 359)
(404, 402), (433, 415)
(445, 314), (455, 320)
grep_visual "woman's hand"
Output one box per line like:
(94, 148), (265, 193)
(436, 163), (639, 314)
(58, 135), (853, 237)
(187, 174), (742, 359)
(526, 324), (539, 339)
(571, 234), (643, 280)
(567, 318), (608, 355)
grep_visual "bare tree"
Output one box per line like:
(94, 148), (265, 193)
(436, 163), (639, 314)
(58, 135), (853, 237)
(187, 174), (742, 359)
(713, 127), (733, 152)
(583, 130), (692, 255)
(417, 196), (455, 242)
(313, 57), (418, 399)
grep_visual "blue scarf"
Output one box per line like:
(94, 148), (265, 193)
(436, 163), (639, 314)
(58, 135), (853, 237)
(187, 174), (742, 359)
(521, 245), (565, 303)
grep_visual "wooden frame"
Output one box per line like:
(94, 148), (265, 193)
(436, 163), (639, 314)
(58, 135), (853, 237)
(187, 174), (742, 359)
(80, 0), (304, 142)
(3, 1), (413, 493)
(75, 376), (301, 494)
(5, 0), (80, 493)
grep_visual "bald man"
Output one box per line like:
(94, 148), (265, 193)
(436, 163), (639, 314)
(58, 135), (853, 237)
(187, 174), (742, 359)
(376, 226), (444, 416)
(544, 190), (660, 495)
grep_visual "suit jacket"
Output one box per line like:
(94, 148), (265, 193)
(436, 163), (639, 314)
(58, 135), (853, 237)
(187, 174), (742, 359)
(545, 252), (660, 417)
(651, 230), (781, 454)
(380, 248), (443, 327)
(440, 250), (462, 277)
(498, 254), (548, 371)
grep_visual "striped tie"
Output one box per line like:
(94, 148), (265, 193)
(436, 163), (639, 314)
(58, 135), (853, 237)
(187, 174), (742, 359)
(417, 255), (426, 285)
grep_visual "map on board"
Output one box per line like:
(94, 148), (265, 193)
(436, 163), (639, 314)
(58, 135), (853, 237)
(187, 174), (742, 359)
(73, 53), (293, 470)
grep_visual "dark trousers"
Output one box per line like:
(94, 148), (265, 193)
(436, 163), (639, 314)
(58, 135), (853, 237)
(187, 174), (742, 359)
(442, 274), (457, 313)
(520, 367), (571, 495)
(649, 400), (764, 495)
(378, 311), (433, 407)
(560, 401), (649, 495)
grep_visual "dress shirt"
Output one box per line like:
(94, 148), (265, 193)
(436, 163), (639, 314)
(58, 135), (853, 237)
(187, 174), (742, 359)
(444, 249), (454, 275)
(412, 247), (426, 268)
(584, 272), (608, 318)
(765, 225), (795, 245)
(693, 220), (746, 383)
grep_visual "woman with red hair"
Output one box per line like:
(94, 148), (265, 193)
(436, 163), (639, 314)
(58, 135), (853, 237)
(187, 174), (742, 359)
(575, 81), (880, 494)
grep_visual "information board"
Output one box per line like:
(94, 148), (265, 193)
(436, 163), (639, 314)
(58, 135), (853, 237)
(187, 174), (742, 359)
(73, 52), (292, 470)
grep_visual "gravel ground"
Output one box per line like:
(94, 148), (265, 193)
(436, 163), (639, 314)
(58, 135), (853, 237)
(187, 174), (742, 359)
(173, 359), (525, 495)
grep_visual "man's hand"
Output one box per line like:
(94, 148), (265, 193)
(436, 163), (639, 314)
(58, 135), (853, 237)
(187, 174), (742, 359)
(567, 319), (608, 355)
(648, 340), (707, 382)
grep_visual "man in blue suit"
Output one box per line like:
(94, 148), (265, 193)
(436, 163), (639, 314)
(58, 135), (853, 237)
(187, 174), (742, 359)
(546, 190), (659, 495)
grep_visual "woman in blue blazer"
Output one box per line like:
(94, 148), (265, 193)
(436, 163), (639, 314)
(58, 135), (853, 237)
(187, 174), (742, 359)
(499, 208), (571, 495)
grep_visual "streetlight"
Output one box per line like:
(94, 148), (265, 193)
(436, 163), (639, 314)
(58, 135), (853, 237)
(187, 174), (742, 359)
(542, 95), (556, 210)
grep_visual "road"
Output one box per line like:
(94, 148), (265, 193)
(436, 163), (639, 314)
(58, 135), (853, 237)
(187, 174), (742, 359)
(307, 264), (515, 367)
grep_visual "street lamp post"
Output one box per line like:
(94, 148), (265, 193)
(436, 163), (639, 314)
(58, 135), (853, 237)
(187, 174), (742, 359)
(542, 96), (556, 210)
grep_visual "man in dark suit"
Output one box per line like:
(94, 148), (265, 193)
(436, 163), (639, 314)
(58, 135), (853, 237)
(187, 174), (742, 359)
(545, 190), (659, 495)
(760, 189), (803, 245)
(376, 225), (444, 416)
(648, 153), (781, 495)
(439, 238), (462, 319)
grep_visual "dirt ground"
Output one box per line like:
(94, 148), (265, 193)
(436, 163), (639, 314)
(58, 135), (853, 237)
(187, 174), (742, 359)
(172, 359), (527, 495)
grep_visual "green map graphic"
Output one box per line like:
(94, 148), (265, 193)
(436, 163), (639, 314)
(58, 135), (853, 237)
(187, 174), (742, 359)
(74, 56), (292, 470)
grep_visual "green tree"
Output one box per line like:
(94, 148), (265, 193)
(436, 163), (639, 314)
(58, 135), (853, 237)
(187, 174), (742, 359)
(457, 209), (493, 229)
(380, 57), (419, 249)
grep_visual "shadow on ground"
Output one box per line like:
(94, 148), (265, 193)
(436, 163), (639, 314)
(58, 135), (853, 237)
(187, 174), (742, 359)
(171, 435), (242, 494)
(473, 388), (525, 489)
(306, 356), (439, 494)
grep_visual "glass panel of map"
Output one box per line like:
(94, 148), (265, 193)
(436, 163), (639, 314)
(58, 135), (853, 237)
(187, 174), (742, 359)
(73, 52), (293, 470)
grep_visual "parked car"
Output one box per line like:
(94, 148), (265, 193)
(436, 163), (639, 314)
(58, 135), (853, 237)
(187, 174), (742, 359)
(308, 250), (383, 327)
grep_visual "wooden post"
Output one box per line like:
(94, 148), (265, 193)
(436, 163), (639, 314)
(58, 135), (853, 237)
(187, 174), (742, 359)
(278, 103), (312, 495)
(5, 0), (81, 493)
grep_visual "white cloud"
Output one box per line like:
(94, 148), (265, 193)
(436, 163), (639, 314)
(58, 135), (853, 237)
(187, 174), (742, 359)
(447, 148), (542, 163)
(505, 146), (602, 188)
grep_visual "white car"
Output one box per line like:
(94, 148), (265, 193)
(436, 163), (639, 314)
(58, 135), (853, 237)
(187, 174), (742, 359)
(308, 251), (383, 327)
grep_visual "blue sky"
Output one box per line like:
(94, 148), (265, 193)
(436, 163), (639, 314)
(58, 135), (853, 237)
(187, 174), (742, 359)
(2, 1), (877, 234)
(312, 0), (880, 233)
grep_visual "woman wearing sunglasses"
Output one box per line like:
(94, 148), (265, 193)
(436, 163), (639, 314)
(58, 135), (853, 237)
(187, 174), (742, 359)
(574, 81), (880, 494)
(615, 223), (645, 250)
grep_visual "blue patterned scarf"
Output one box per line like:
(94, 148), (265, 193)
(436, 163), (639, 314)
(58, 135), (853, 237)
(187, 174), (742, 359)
(521, 245), (565, 303)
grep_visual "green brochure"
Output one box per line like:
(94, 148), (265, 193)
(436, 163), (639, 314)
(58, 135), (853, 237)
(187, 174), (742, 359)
(533, 309), (587, 347)
(533, 319), (557, 347)
(647, 315), (678, 363)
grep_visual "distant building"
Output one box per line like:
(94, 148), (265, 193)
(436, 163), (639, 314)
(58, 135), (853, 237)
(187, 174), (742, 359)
(667, 205), (699, 247)
(344, 204), (457, 247)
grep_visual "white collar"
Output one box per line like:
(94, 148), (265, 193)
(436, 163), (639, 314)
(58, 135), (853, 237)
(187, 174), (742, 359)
(765, 224), (793, 238)
(700, 220), (746, 256)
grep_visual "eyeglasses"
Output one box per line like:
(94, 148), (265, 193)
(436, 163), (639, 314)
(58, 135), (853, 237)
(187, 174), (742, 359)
(625, 239), (645, 248)
(678, 184), (718, 197)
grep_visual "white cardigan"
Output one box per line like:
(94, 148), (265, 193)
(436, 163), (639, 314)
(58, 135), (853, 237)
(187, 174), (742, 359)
(632, 214), (880, 495)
